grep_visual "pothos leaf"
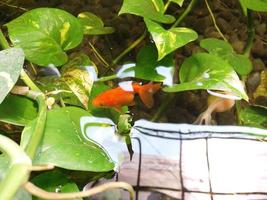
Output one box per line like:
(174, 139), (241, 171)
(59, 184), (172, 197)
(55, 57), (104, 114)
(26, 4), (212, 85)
(31, 171), (81, 200)
(78, 12), (115, 35)
(144, 18), (198, 60)
(6, 8), (83, 66)
(164, 53), (248, 101)
(60, 53), (96, 109)
(200, 38), (252, 76)
(239, 0), (267, 12)
(0, 48), (24, 104)
(117, 44), (174, 85)
(119, 0), (175, 23)
(0, 95), (37, 126)
(240, 106), (267, 129)
(21, 107), (115, 171)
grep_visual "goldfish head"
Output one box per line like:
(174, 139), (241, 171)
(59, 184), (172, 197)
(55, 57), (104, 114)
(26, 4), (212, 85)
(92, 98), (104, 107)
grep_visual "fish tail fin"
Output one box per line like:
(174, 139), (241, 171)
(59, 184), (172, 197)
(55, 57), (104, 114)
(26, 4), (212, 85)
(136, 83), (161, 108)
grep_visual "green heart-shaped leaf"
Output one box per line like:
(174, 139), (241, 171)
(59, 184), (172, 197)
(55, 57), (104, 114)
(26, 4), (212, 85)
(117, 44), (174, 84)
(200, 38), (252, 75)
(239, 0), (267, 12)
(119, 0), (175, 23)
(31, 171), (81, 200)
(0, 95), (37, 126)
(78, 12), (115, 35)
(200, 38), (233, 55)
(164, 53), (248, 101)
(21, 107), (115, 172)
(240, 106), (267, 129)
(6, 8), (83, 66)
(145, 18), (198, 60)
(0, 48), (24, 104)
(61, 53), (96, 109)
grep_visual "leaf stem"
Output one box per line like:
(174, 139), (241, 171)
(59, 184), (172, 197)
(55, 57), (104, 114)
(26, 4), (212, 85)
(96, 74), (117, 82)
(24, 91), (47, 159)
(24, 181), (134, 200)
(204, 0), (227, 41)
(20, 70), (41, 92)
(0, 28), (10, 50)
(243, 9), (255, 57)
(112, 31), (147, 66)
(0, 135), (31, 200)
(171, 0), (198, 28)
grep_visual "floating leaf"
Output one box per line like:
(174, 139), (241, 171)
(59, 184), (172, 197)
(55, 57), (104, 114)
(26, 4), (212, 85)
(145, 18), (198, 60)
(21, 107), (115, 172)
(0, 95), (37, 126)
(200, 38), (252, 75)
(240, 106), (267, 129)
(170, 0), (185, 6)
(78, 12), (115, 35)
(61, 53), (96, 109)
(6, 8), (83, 66)
(239, 0), (267, 12)
(119, 0), (175, 23)
(0, 48), (24, 104)
(31, 171), (81, 200)
(164, 53), (248, 101)
(117, 44), (174, 85)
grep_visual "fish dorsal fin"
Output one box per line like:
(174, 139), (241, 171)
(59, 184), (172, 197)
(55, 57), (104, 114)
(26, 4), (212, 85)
(137, 83), (161, 108)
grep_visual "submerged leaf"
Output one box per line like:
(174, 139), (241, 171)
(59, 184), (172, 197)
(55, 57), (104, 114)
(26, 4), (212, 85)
(61, 53), (96, 109)
(145, 18), (198, 60)
(31, 171), (81, 200)
(164, 53), (248, 101)
(0, 48), (24, 104)
(0, 95), (37, 126)
(21, 107), (115, 172)
(78, 12), (115, 35)
(240, 106), (267, 129)
(119, 0), (175, 23)
(6, 8), (83, 66)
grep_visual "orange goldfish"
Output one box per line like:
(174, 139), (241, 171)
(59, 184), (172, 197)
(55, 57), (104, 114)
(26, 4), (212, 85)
(92, 82), (161, 112)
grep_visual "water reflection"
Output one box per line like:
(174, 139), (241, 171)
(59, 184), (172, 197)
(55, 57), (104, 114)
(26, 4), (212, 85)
(118, 81), (134, 91)
(116, 63), (135, 79)
(85, 65), (98, 81)
(80, 116), (126, 171)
